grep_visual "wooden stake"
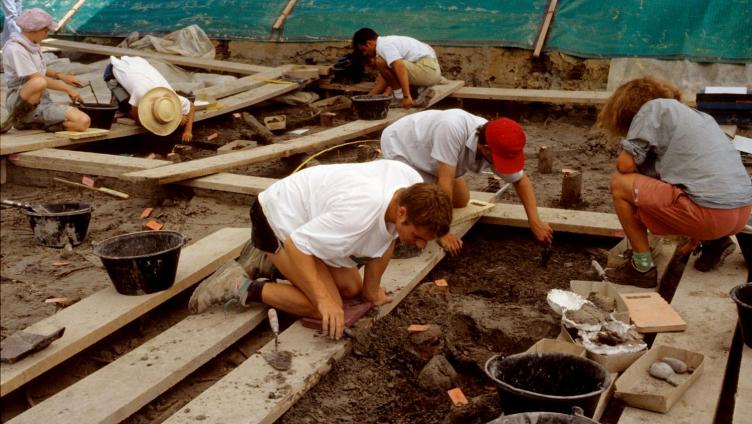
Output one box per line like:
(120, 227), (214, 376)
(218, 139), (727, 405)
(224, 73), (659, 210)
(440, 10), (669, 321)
(560, 169), (582, 208)
(537, 145), (554, 174)
(55, 0), (87, 32)
(272, 0), (299, 31)
(53, 177), (130, 199)
(533, 0), (558, 57)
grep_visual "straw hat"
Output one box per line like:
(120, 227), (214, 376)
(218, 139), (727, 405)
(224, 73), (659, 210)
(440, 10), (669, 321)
(138, 87), (182, 136)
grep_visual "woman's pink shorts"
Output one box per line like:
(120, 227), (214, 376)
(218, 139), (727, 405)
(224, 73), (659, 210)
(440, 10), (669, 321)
(633, 175), (751, 241)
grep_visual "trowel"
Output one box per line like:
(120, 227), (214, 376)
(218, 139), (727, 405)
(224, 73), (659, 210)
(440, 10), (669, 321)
(1, 199), (51, 214)
(261, 308), (292, 371)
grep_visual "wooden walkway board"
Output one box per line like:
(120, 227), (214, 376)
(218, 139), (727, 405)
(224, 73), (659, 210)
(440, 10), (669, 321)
(0, 228), (249, 397)
(618, 246), (747, 424)
(8, 307), (267, 424)
(122, 79), (463, 184)
(42, 38), (271, 75)
(473, 191), (622, 236)
(0, 123), (145, 156)
(164, 220), (476, 424)
(734, 344), (752, 423)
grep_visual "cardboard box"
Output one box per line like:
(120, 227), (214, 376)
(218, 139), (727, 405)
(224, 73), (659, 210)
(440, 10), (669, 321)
(526, 338), (586, 357)
(615, 344), (704, 413)
(263, 115), (286, 130)
(559, 321), (646, 373)
(570, 280), (628, 313)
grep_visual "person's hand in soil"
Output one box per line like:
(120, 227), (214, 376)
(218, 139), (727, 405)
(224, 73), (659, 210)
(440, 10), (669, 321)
(318, 297), (345, 340)
(363, 286), (393, 306)
(181, 129), (193, 143)
(531, 219), (554, 245)
(438, 232), (463, 255)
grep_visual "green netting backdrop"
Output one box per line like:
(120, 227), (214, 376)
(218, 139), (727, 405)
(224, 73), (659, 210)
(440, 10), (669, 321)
(4, 0), (751, 62)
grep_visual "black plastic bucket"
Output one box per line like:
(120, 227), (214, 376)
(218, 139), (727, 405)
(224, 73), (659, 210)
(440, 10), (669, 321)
(485, 352), (610, 417)
(730, 283), (752, 347)
(93, 231), (186, 295)
(351, 94), (390, 120)
(77, 102), (117, 129)
(486, 410), (599, 424)
(22, 202), (93, 248)
(735, 232), (752, 282)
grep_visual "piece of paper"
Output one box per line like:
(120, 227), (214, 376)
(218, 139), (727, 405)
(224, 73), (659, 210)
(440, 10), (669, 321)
(288, 128), (310, 135)
(704, 86), (748, 94)
(733, 135), (752, 154)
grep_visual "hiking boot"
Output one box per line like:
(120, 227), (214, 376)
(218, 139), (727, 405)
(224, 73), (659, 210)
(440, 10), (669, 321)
(1, 99), (36, 133)
(694, 236), (736, 272)
(236, 239), (275, 279)
(188, 260), (252, 314)
(413, 87), (435, 108)
(605, 261), (658, 288)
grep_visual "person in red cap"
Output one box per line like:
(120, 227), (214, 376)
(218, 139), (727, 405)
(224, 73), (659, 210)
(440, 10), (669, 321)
(381, 109), (553, 254)
(1, 8), (90, 133)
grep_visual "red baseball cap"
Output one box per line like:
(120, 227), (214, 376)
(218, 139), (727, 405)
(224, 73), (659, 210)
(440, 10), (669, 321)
(484, 118), (526, 174)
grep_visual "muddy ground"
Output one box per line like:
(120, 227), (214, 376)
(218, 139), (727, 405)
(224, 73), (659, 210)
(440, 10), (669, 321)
(0, 44), (626, 422)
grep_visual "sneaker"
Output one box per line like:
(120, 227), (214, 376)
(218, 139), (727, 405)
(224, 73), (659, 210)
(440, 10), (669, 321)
(413, 87), (435, 108)
(605, 261), (658, 288)
(188, 260), (251, 314)
(694, 236), (736, 272)
(236, 239), (275, 279)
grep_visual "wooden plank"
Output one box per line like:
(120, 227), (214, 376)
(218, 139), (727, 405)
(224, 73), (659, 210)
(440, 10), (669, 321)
(194, 67), (289, 100)
(164, 220), (476, 424)
(317, 80), (614, 105)
(54, 128), (111, 140)
(272, 0), (299, 30)
(474, 193), (622, 236)
(533, 0), (558, 57)
(618, 245), (746, 424)
(1, 123), (145, 156)
(734, 344), (752, 423)
(122, 80), (463, 184)
(0, 228), (249, 397)
(10, 149), (275, 195)
(194, 76), (300, 121)
(42, 38), (272, 75)
(8, 307), (266, 424)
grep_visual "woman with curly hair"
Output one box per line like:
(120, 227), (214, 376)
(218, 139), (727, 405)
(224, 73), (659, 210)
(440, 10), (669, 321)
(599, 77), (752, 287)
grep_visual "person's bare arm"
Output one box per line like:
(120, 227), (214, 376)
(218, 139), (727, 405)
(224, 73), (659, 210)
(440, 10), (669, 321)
(435, 162), (463, 255)
(181, 103), (195, 143)
(281, 238), (344, 339)
(616, 150), (638, 174)
(39, 71), (82, 102)
(513, 174), (553, 245)
(362, 240), (396, 305)
(391, 59), (413, 108)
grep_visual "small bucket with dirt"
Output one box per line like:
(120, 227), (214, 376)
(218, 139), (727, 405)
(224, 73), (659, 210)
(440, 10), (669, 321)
(730, 283), (752, 348)
(93, 231), (186, 295)
(351, 95), (391, 120)
(485, 352), (610, 417)
(22, 202), (94, 248)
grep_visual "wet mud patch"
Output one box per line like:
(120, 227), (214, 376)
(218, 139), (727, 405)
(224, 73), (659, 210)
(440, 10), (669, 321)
(280, 225), (614, 424)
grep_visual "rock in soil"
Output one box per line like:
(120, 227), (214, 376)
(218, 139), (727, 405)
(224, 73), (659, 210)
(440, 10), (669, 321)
(418, 354), (458, 392)
(407, 324), (444, 361)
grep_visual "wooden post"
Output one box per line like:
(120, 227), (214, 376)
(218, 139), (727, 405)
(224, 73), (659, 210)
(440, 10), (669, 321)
(1, 157), (6, 185)
(241, 112), (275, 145)
(272, 0), (299, 31)
(533, 0), (558, 57)
(320, 112), (336, 127)
(55, 0), (87, 32)
(538, 145), (554, 174)
(560, 169), (582, 207)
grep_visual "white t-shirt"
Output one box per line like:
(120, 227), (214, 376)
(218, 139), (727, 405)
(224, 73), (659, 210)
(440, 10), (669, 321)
(258, 160), (422, 268)
(381, 109), (523, 184)
(110, 56), (191, 115)
(376, 35), (436, 66)
(2, 33), (45, 88)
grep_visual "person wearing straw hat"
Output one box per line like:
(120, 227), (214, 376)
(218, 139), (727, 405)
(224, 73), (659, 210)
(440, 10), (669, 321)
(1, 8), (90, 133)
(107, 55), (195, 142)
(380, 109), (553, 255)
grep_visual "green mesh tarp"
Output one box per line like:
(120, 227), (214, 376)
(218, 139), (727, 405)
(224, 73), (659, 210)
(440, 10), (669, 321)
(5, 0), (751, 62)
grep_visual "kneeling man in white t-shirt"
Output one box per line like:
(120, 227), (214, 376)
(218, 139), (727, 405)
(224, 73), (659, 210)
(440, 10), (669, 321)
(189, 160), (452, 340)
(352, 27), (442, 109)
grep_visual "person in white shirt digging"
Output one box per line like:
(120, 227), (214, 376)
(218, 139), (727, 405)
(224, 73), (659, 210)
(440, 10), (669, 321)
(381, 109), (553, 255)
(352, 27), (441, 109)
(189, 160), (453, 340)
(105, 56), (195, 142)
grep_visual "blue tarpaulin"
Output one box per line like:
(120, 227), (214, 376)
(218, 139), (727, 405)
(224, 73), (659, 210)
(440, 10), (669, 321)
(4, 0), (751, 62)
